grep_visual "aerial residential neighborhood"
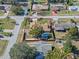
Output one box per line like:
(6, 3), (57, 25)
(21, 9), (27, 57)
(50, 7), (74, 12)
(0, 0), (79, 59)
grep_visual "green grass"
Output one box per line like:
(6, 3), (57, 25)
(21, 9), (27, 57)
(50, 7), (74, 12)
(8, 11), (16, 16)
(37, 18), (49, 24)
(58, 10), (79, 16)
(0, 18), (16, 29)
(58, 18), (79, 23)
(38, 10), (51, 16)
(21, 18), (30, 29)
(0, 11), (4, 16)
(0, 40), (8, 56)
(17, 18), (30, 43)
(0, 32), (12, 37)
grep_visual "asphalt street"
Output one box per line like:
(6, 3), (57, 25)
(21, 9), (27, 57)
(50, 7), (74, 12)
(0, 16), (25, 59)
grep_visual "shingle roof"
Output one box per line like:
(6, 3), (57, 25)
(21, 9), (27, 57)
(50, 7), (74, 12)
(55, 23), (76, 28)
(15, 0), (28, 2)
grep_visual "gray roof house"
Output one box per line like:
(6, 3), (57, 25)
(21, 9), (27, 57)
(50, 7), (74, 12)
(32, 4), (48, 11)
(54, 23), (76, 31)
(0, 6), (5, 10)
(0, 6), (6, 13)
(14, 0), (28, 3)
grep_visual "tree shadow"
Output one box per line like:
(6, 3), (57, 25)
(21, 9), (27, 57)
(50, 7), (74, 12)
(72, 46), (79, 57)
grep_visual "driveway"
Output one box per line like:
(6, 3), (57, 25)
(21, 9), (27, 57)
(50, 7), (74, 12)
(27, 41), (54, 56)
(0, 16), (25, 59)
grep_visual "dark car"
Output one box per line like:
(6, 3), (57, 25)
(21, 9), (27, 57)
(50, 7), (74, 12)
(0, 35), (4, 38)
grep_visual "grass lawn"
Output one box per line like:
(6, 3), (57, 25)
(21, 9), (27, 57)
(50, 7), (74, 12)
(17, 18), (30, 43)
(0, 18), (16, 29)
(0, 32), (12, 37)
(58, 10), (79, 16)
(21, 18), (30, 29)
(8, 11), (16, 16)
(58, 18), (79, 23)
(38, 10), (51, 16)
(37, 18), (50, 24)
(0, 40), (8, 56)
(55, 31), (68, 39)
(0, 11), (4, 16)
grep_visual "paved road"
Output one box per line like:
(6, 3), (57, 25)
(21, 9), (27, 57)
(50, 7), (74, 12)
(27, 15), (79, 20)
(0, 16), (25, 59)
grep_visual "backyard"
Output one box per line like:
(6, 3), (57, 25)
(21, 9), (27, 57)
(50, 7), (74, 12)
(37, 18), (49, 24)
(0, 40), (8, 56)
(55, 31), (68, 39)
(0, 17), (16, 29)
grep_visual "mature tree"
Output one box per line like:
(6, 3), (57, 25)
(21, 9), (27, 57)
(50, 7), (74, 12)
(64, 27), (79, 40)
(11, 5), (24, 15)
(70, 19), (76, 25)
(68, 27), (79, 39)
(69, 27), (78, 36)
(10, 42), (37, 59)
(63, 39), (73, 53)
(66, 0), (74, 5)
(45, 48), (64, 59)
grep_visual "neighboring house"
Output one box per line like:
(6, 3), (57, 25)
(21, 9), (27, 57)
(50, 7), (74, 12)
(50, 4), (66, 11)
(2, 0), (28, 5)
(54, 23), (76, 31)
(14, 0), (28, 4)
(0, 6), (6, 12)
(32, 0), (48, 11)
(32, 4), (48, 11)
(49, 0), (67, 4)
